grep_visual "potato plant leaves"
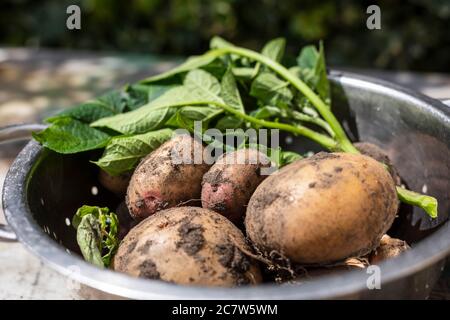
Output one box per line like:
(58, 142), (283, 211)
(73, 205), (119, 268)
(93, 128), (173, 176)
(32, 117), (111, 154)
(32, 37), (438, 218)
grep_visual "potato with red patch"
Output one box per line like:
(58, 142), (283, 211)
(126, 134), (210, 221)
(201, 148), (271, 224)
(245, 152), (399, 264)
(113, 207), (262, 286)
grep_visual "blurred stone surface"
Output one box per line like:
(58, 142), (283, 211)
(0, 48), (448, 299)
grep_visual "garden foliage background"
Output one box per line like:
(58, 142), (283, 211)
(0, 0), (449, 71)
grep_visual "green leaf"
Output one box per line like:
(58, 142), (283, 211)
(184, 69), (223, 103)
(46, 91), (127, 124)
(261, 38), (286, 63)
(209, 36), (241, 63)
(93, 128), (173, 176)
(248, 38), (287, 81)
(125, 83), (178, 111)
(98, 91), (129, 113)
(176, 69), (225, 128)
(204, 68), (246, 131)
(72, 205), (110, 229)
(73, 205), (120, 267)
(215, 115), (243, 131)
(93, 70), (225, 135)
(250, 72), (293, 106)
(33, 118), (111, 154)
(296, 42), (330, 104)
(167, 109), (212, 132)
(141, 51), (221, 83)
(250, 106), (282, 119)
(297, 46), (318, 70)
(146, 83), (178, 102)
(220, 68), (245, 113)
(45, 84), (170, 124)
(201, 58), (228, 79)
(166, 69), (226, 130)
(91, 86), (187, 134)
(180, 105), (221, 123)
(123, 85), (149, 111)
(210, 36), (235, 50)
(76, 215), (104, 268)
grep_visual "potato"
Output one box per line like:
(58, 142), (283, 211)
(369, 234), (410, 264)
(355, 142), (401, 185)
(126, 134), (210, 221)
(113, 207), (262, 286)
(201, 148), (271, 224)
(98, 170), (131, 197)
(245, 152), (398, 264)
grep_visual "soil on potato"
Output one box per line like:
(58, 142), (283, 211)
(176, 219), (205, 256)
(138, 259), (160, 279)
(215, 243), (252, 285)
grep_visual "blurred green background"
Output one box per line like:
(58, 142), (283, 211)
(1, 0), (449, 71)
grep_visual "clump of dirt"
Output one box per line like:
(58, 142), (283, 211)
(176, 219), (205, 256)
(215, 243), (252, 285)
(138, 259), (160, 279)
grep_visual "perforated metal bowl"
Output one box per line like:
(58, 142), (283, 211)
(1, 71), (449, 299)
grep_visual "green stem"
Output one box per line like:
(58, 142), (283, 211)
(211, 47), (359, 153)
(396, 187), (438, 218)
(167, 100), (338, 150)
(291, 110), (335, 137)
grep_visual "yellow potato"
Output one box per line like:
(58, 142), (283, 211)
(114, 207), (262, 286)
(245, 152), (398, 264)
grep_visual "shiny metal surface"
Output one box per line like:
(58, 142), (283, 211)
(2, 72), (449, 299)
(0, 124), (47, 241)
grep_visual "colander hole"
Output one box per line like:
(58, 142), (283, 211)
(65, 218), (71, 226)
(421, 184), (428, 193)
(91, 186), (98, 196)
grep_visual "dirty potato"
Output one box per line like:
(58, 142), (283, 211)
(114, 207), (262, 286)
(201, 148), (271, 224)
(245, 152), (399, 265)
(126, 134), (210, 221)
